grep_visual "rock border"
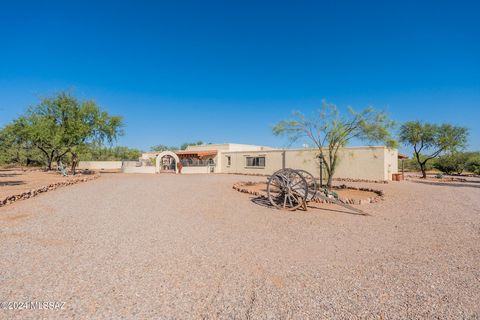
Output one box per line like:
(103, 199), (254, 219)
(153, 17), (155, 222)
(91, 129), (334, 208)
(0, 173), (100, 208)
(224, 172), (388, 184)
(332, 178), (389, 184)
(406, 176), (468, 183)
(232, 181), (384, 205)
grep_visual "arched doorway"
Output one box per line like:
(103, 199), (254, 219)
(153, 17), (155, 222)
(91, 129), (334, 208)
(155, 151), (180, 174)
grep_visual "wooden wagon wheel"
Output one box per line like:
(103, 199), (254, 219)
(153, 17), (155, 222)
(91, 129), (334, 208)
(267, 169), (308, 210)
(295, 169), (317, 201)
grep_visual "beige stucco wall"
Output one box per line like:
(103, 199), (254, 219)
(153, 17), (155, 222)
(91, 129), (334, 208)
(122, 161), (140, 167)
(122, 166), (156, 174)
(78, 161), (123, 170)
(383, 148), (398, 181)
(219, 147), (398, 181)
(181, 166), (214, 174)
(140, 152), (158, 160)
(140, 144), (273, 161)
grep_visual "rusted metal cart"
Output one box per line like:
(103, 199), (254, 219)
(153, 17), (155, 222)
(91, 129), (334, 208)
(266, 168), (364, 214)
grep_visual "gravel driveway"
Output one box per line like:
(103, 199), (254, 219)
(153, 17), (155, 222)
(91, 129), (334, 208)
(1, 173), (479, 319)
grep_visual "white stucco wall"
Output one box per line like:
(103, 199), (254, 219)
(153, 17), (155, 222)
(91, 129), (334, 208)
(122, 166), (156, 174)
(77, 161), (123, 170)
(219, 147), (398, 181)
(181, 166), (214, 174)
(384, 148), (399, 181)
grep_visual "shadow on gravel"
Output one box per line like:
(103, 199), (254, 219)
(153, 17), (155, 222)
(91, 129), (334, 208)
(0, 180), (26, 186)
(0, 173), (21, 177)
(250, 196), (274, 209)
(413, 180), (480, 189)
(311, 206), (370, 216)
(79, 170), (97, 175)
(250, 196), (369, 216)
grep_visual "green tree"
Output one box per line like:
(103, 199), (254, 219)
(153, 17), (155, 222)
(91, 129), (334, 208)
(465, 153), (480, 175)
(273, 101), (396, 187)
(150, 141), (203, 152)
(399, 155), (437, 173)
(73, 144), (142, 162)
(0, 121), (44, 166)
(13, 92), (123, 173)
(434, 152), (471, 175)
(399, 121), (469, 178)
(150, 144), (177, 152)
(180, 141), (204, 150)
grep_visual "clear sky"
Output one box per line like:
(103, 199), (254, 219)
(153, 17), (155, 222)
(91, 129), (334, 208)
(0, 0), (479, 154)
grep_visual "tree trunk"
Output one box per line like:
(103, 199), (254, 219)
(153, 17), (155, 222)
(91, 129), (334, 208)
(414, 150), (427, 179)
(71, 152), (78, 175)
(322, 149), (338, 189)
(46, 157), (53, 170)
(326, 174), (333, 188)
(420, 163), (427, 179)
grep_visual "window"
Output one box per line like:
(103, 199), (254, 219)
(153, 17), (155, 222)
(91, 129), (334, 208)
(226, 156), (231, 166)
(246, 156), (265, 167)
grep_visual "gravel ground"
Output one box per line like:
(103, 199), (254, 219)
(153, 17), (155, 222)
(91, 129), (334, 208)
(0, 169), (84, 199)
(0, 173), (479, 319)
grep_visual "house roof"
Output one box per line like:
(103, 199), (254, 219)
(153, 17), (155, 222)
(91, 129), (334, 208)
(175, 150), (218, 158)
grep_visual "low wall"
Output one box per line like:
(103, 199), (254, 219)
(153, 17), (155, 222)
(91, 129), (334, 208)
(181, 166), (213, 174)
(122, 166), (156, 174)
(78, 161), (122, 170)
(122, 161), (140, 167)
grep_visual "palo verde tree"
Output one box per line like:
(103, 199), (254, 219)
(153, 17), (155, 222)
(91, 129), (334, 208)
(14, 92), (123, 173)
(273, 101), (396, 187)
(399, 121), (469, 178)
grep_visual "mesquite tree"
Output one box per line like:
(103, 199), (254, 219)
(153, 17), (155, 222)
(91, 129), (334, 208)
(273, 101), (396, 187)
(399, 121), (469, 178)
(14, 92), (123, 173)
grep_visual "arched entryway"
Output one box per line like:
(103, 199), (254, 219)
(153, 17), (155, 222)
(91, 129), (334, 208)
(155, 151), (180, 174)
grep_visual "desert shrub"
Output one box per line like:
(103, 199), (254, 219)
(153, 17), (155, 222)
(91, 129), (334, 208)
(0, 124), (45, 167)
(400, 155), (436, 172)
(465, 153), (480, 175)
(434, 152), (471, 175)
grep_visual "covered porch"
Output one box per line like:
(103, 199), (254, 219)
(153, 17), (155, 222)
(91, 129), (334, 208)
(175, 150), (217, 173)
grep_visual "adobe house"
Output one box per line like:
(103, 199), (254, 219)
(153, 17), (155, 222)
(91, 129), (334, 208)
(78, 142), (398, 181)
(82, 143), (398, 181)
(137, 144), (273, 174)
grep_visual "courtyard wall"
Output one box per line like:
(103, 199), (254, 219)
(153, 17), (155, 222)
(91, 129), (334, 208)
(78, 161), (122, 170)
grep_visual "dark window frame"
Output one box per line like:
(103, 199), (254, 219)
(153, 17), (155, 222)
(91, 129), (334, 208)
(245, 156), (265, 168)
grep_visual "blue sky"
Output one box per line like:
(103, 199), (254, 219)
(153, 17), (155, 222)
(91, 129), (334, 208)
(0, 0), (479, 154)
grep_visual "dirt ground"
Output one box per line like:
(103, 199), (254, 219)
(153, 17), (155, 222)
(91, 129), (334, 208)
(0, 169), (82, 199)
(0, 173), (479, 319)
